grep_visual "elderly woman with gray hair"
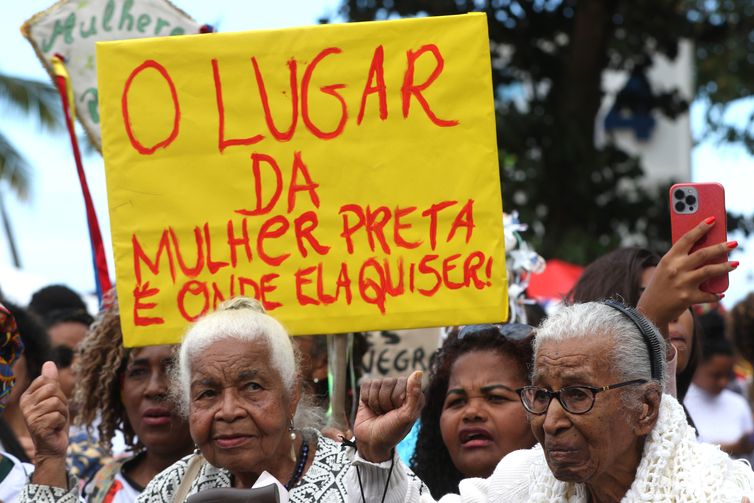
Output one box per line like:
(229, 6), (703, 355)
(19, 297), (354, 502)
(348, 220), (754, 502)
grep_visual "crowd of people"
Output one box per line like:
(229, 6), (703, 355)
(0, 219), (752, 502)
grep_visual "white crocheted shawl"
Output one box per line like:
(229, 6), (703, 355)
(523, 394), (754, 502)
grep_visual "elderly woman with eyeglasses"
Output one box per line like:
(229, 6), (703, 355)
(347, 220), (754, 502)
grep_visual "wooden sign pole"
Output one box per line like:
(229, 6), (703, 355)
(327, 333), (349, 430)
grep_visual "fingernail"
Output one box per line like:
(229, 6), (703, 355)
(727, 241), (738, 249)
(718, 293), (726, 300)
(731, 261), (740, 269)
(704, 216), (716, 225)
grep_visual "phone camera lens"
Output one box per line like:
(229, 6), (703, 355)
(685, 195), (697, 205)
(675, 201), (686, 212)
(674, 189), (685, 200)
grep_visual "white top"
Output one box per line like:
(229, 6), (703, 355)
(105, 472), (141, 503)
(21, 431), (350, 503)
(347, 395), (754, 503)
(684, 383), (754, 446)
(0, 451), (33, 502)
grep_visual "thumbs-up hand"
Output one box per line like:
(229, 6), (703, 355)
(353, 371), (424, 463)
(21, 361), (70, 463)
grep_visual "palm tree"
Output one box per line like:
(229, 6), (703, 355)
(0, 72), (62, 267)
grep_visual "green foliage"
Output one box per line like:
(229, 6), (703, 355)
(690, 0), (754, 152)
(335, 0), (754, 263)
(0, 73), (62, 199)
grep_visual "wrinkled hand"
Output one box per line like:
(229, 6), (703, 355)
(638, 217), (736, 338)
(353, 371), (424, 463)
(21, 362), (69, 463)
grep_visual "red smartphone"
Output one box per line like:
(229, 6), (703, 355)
(669, 182), (728, 294)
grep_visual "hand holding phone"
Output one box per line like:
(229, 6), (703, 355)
(638, 215), (734, 339)
(669, 182), (729, 294)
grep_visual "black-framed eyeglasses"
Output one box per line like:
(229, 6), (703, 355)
(458, 323), (534, 341)
(516, 379), (647, 415)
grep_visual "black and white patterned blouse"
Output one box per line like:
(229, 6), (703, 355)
(20, 431), (352, 503)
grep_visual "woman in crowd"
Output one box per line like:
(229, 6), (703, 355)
(20, 296), (194, 502)
(28, 286), (93, 399)
(729, 293), (754, 362)
(410, 324), (536, 498)
(0, 302), (51, 462)
(27, 285), (94, 414)
(351, 303), (754, 502)
(728, 293), (754, 398)
(0, 302), (32, 500)
(348, 219), (754, 502)
(21, 297), (353, 502)
(684, 311), (754, 457)
(568, 246), (701, 402)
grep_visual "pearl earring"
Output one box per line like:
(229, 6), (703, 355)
(289, 418), (296, 462)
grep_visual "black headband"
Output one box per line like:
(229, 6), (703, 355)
(601, 299), (664, 381)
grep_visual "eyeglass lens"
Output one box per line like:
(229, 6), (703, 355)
(523, 386), (594, 414)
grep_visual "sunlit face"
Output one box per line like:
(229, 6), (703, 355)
(439, 351), (535, 478)
(120, 345), (192, 455)
(693, 354), (735, 396)
(188, 338), (299, 485)
(641, 266), (694, 371)
(529, 336), (648, 484)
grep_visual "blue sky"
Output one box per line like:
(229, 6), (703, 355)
(1, 1), (753, 308)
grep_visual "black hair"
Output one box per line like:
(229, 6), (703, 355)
(28, 285), (91, 325)
(409, 327), (533, 497)
(42, 308), (94, 330)
(0, 418), (29, 463)
(568, 247), (660, 306)
(524, 302), (547, 327)
(4, 301), (52, 382)
(676, 313), (702, 401)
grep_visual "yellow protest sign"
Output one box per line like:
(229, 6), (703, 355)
(97, 13), (508, 347)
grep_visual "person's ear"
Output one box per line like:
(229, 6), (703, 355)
(634, 384), (661, 436)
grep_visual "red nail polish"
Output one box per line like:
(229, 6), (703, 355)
(727, 241), (739, 249)
(718, 293), (726, 300)
(731, 261), (740, 268)
(704, 216), (716, 225)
